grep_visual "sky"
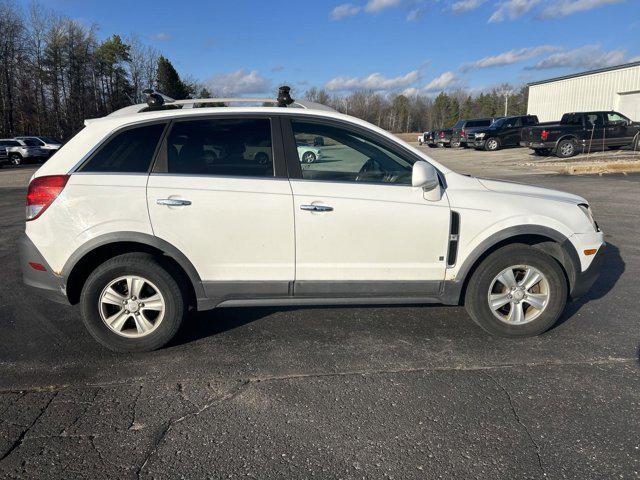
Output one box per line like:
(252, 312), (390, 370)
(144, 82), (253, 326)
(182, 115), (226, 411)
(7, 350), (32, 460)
(36, 0), (640, 97)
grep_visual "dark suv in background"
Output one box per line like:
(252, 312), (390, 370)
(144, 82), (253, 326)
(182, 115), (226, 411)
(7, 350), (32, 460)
(472, 115), (539, 151)
(451, 118), (495, 148)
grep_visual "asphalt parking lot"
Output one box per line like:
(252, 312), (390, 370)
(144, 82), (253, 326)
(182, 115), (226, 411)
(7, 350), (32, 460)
(0, 159), (639, 479)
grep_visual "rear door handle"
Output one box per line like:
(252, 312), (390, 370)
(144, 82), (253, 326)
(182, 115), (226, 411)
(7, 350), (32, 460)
(300, 204), (333, 212)
(157, 198), (192, 206)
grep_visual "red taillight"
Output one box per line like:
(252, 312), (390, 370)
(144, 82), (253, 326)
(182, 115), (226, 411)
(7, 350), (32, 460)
(541, 130), (549, 141)
(439, 131), (444, 137)
(26, 175), (69, 221)
(461, 129), (466, 137)
(29, 262), (46, 271)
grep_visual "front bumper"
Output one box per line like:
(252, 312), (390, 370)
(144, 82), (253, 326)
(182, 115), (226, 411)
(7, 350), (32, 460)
(570, 243), (605, 300)
(18, 234), (70, 305)
(473, 139), (486, 149)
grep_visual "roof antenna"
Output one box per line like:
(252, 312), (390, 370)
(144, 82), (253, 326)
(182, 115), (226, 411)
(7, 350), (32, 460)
(277, 86), (294, 107)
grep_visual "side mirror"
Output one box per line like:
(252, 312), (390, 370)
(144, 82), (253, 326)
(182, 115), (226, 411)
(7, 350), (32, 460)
(412, 161), (442, 201)
(412, 161), (439, 189)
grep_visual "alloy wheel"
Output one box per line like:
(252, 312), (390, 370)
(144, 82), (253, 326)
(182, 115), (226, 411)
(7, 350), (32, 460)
(99, 275), (166, 338)
(487, 265), (550, 325)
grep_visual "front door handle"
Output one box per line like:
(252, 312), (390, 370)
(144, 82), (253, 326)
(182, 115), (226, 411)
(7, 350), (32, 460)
(157, 198), (192, 206)
(300, 204), (333, 212)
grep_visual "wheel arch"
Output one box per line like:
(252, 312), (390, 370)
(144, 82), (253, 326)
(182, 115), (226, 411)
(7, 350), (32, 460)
(63, 232), (205, 307)
(442, 225), (580, 305)
(554, 134), (579, 149)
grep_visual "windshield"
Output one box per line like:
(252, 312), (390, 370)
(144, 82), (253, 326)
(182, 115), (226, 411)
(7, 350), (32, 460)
(490, 118), (507, 128)
(40, 137), (61, 144)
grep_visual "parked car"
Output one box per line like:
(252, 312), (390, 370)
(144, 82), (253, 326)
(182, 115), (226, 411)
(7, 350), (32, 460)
(521, 111), (640, 158)
(418, 130), (438, 148)
(0, 143), (8, 166)
(451, 118), (496, 148)
(16, 136), (63, 157)
(19, 90), (604, 352)
(472, 115), (539, 151)
(3, 138), (50, 165)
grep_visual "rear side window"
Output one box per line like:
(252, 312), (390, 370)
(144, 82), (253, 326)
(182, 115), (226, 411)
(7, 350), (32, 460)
(466, 119), (492, 128)
(81, 123), (165, 173)
(165, 118), (273, 177)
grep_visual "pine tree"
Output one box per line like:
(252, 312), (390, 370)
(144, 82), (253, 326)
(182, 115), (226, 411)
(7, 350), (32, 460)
(156, 55), (189, 99)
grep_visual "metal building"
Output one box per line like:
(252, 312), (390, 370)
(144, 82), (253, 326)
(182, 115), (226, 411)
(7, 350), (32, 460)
(527, 61), (640, 122)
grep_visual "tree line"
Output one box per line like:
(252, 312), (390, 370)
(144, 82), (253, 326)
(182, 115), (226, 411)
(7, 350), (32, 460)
(0, 0), (527, 141)
(304, 85), (528, 133)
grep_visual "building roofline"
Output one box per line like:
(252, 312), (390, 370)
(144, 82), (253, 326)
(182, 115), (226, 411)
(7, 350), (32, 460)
(527, 61), (640, 87)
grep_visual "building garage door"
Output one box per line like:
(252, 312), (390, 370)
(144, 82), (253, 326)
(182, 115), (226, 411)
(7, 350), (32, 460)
(618, 92), (640, 121)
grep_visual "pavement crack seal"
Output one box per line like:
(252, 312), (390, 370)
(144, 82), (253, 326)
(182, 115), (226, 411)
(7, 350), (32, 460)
(485, 372), (546, 477)
(244, 356), (634, 383)
(135, 379), (251, 479)
(0, 391), (58, 464)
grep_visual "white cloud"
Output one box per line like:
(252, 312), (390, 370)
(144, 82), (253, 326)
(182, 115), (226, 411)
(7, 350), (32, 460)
(205, 69), (271, 96)
(460, 45), (558, 71)
(149, 32), (172, 41)
(325, 70), (420, 92)
(330, 3), (361, 20)
(539, 0), (623, 19)
(423, 71), (460, 92)
(407, 6), (428, 20)
(365, 0), (402, 13)
(451, 0), (486, 14)
(526, 45), (627, 70)
(489, 0), (540, 22)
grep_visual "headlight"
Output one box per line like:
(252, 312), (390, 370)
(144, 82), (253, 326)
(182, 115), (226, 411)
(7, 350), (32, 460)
(475, 133), (485, 139)
(578, 204), (599, 231)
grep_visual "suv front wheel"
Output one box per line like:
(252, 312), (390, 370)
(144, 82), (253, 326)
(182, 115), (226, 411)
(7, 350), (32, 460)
(80, 253), (185, 352)
(464, 244), (567, 337)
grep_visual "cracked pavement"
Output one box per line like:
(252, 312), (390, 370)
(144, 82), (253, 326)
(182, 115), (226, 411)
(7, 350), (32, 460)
(0, 170), (639, 479)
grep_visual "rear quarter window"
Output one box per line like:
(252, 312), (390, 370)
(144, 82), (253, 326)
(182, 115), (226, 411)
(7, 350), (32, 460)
(80, 123), (165, 173)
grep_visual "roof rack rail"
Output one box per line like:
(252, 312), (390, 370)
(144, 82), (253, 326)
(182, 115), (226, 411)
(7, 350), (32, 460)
(107, 86), (336, 118)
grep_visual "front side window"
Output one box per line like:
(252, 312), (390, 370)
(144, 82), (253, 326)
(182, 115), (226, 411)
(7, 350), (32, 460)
(607, 113), (628, 124)
(291, 120), (413, 185)
(585, 113), (604, 128)
(81, 123), (165, 173)
(166, 118), (273, 177)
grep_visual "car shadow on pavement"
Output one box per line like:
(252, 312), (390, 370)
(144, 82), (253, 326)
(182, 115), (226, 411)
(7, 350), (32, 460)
(555, 242), (625, 327)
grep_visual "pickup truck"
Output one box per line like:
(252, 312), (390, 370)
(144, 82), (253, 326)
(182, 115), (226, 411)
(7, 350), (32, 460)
(521, 111), (640, 158)
(436, 119), (467, 147)
(418, 130), (438, 148)
(450, 118), (496, 148)
(472, 115), (539, 151)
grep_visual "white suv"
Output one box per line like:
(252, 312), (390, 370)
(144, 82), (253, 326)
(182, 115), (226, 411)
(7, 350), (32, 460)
(19, 90), (605, 352)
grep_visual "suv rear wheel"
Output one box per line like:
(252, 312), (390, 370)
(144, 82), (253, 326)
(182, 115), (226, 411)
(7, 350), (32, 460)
(464, 244), (567, 337)
(450, 138), (461, 148)
(80, 253), (185, 352)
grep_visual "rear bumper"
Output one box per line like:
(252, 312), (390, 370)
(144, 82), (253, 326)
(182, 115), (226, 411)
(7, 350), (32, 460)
(520, 141), (554, 149)
(18, 234), (70, 305)
(570, 243), (605, 300)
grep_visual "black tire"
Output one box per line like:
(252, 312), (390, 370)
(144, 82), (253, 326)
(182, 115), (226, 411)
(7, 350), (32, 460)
(428, 144), (437, 148)
(302, 151), (316, 163)
(80, 253), (185, 352)
(533, 148), (551, 156)
(254, 152), (269, 165)
(555, 139), (576, 158)
(9, 154), (22, 166)
(484, 138), (500, 151)
(464, 244), (568, 337)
